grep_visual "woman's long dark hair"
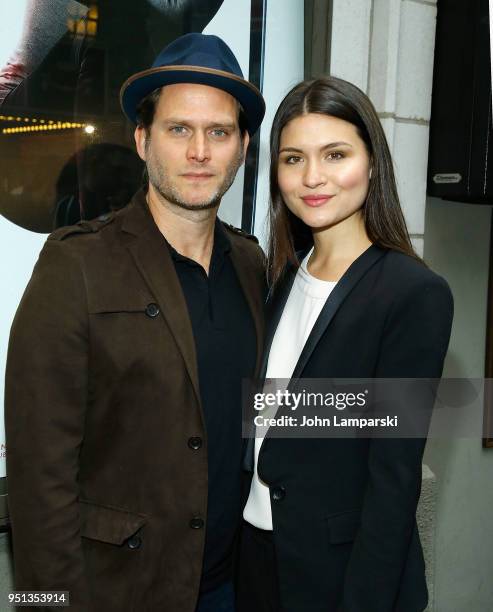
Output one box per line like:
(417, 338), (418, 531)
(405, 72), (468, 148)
(268, 76), (421, 285)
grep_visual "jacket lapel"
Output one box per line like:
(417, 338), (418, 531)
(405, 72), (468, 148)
(120, 192), (201, 406)
(259, 266), (297, 380)
(244, 245), (387, 471)
(289, 244), (386, 383)
(243, 265), (296, 471)
(228, 235), (265, 377)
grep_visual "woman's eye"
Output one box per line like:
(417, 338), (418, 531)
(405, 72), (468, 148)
(285, 156), (302, 164)
(327, 151), (344, 161)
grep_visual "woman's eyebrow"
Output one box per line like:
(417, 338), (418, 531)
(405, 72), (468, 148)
(279, 141), (353, 154)
(321, 141), (353, 150)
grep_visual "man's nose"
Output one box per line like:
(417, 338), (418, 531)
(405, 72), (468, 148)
(303, 160), (326, 188)
(187, 132), (210, 163)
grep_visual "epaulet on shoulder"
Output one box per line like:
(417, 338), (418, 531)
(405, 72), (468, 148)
(48, 212), (115, 241)
(223, 223), (259, 244)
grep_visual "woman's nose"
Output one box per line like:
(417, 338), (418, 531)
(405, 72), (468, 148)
(302, 160), (326, 188)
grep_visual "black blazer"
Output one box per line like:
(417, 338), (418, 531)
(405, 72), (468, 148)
(244, 245), (453, 612)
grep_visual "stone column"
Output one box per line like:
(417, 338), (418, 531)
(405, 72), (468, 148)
(331, 0), (437, 257)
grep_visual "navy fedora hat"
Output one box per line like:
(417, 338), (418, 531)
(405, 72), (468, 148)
(120, 33), (265, 136)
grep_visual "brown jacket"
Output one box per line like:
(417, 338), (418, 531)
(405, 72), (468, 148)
(5, 191), (265, 611)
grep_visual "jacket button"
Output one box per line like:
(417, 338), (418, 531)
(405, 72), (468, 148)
(190, 517), (204, 529)
(126, 535), (142, 549)
(145, 303), (160, 318)
(271, 486), (286, 502)
(188, 436), (202, 450)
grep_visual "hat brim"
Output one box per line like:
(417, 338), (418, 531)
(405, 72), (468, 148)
(120, 65), (265, 136)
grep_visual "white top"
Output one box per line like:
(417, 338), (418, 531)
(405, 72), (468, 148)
(243, 248), (337, 530)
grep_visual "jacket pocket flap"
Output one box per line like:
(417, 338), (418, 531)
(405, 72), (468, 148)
(79, 500), (147, 545)
(327, 510), (361, 544)
(88, 304), (149, 315)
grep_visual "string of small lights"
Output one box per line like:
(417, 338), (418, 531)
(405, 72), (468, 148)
(0, 116), (96, 136)
(0, 114), (85, 124)
(0, 115), (33, 122)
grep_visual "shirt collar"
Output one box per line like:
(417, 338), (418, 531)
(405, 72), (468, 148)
(166, 218), (231, 264)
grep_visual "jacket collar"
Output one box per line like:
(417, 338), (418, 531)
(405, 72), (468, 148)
(226, 231), (265, 377)
(257, 264), (297, 382)
(120, 190), (265, 404)
(244, 244), (387, 472)
(291, 244), (386, 381)
(261, 244), (386, 383)
(121, 191), (202, 409)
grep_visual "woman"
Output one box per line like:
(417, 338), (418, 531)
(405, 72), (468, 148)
(237, 77), (453, 612)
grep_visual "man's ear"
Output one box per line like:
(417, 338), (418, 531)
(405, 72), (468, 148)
(134, 126), (148, 162)
(241, 131), (250, 164)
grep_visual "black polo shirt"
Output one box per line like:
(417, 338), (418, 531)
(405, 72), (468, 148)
(165, 220), (256, 593)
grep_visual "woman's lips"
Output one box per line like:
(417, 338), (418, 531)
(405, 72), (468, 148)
(301, 195), (334, 207)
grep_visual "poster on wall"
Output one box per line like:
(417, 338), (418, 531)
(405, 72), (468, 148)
(0, 0), (304, 483)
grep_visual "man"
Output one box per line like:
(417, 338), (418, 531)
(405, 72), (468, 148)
(5, 33), (265, 611)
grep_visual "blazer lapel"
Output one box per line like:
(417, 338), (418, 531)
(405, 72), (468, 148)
(121, 192), (201, 406)
(228, 236), (266, 377)
(245, 245), (387, 471)
(289, 244), (386, 383)
(258, 266), (297, 380)
(243, 265), (296, 471)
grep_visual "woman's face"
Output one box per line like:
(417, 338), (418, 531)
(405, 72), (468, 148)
(277, 113), (371, 230)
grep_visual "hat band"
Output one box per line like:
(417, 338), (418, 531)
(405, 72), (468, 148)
(120, 64), (263, 104)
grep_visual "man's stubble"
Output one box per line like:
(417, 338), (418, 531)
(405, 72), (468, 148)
(145, 138), (245, 212)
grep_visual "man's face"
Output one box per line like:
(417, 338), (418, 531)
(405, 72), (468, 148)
(135, 83), (249, 211)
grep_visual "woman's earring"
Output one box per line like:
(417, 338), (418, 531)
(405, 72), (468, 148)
(369, 168), (373, 180)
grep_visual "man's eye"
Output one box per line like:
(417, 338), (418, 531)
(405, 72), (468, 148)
(211, 129), (227, 137)
(285, 156), (302, 164)
(170, 126), (187, 135)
